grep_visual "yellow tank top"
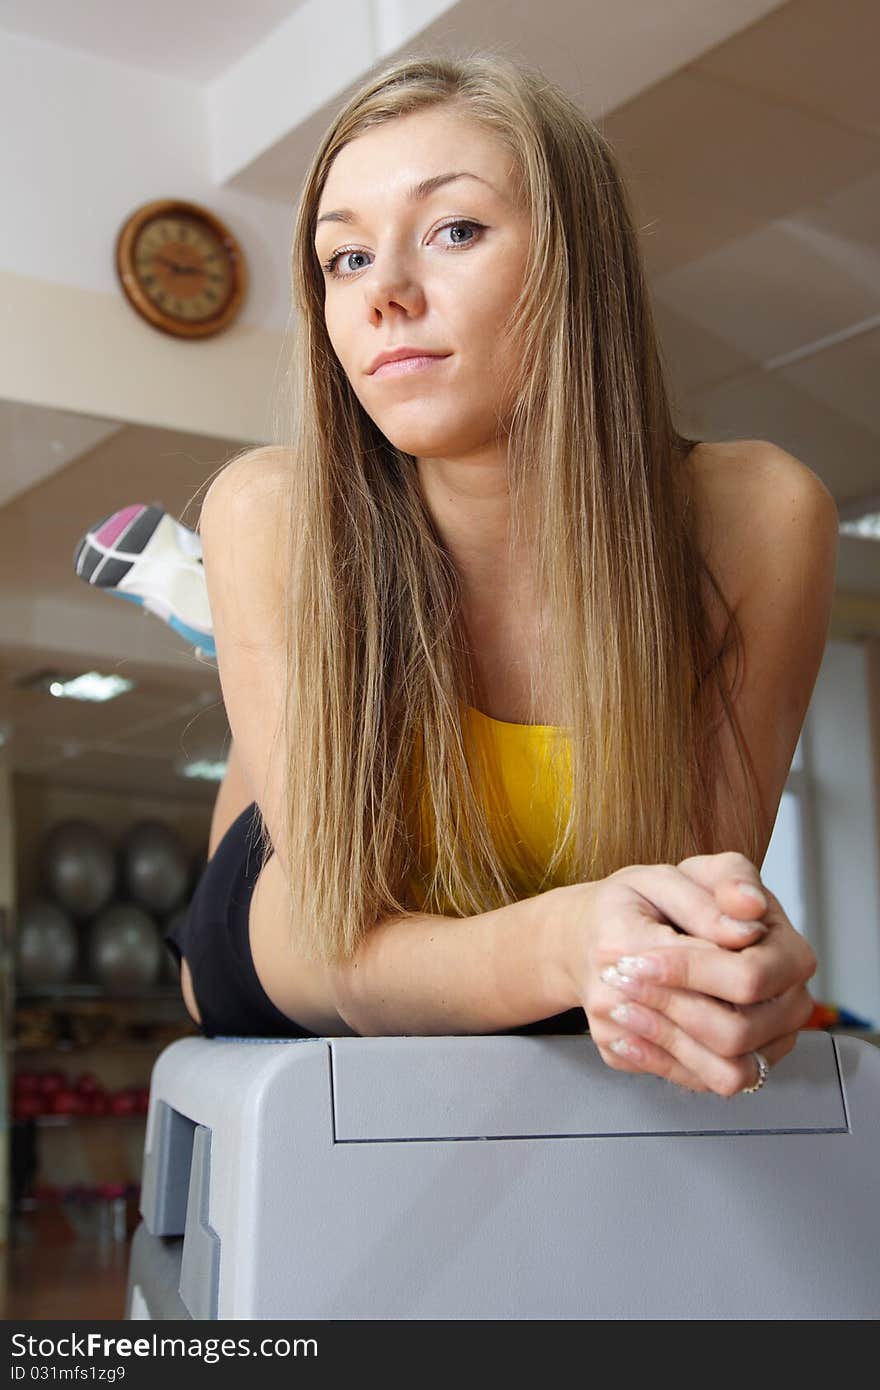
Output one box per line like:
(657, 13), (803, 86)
(406, 702), (574, 913)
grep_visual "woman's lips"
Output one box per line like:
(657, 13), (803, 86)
(372, 354), (451, 378)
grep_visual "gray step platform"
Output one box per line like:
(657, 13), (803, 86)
(125, 1030), (880, 1319)
(126, 1224), (189, 1320)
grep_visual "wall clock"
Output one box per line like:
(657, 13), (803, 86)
(115, 198), (247, 339)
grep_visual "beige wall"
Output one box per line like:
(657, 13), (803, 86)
(0, 269), (284, 444)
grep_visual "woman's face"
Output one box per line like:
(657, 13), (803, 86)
(314, 107), (531, 461)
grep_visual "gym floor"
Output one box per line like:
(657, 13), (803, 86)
(2, 1207), (131, 1319)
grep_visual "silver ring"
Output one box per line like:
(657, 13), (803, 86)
(741, 1050), (769, 1094)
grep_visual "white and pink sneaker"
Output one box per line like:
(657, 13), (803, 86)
(73, 503), (216, 662)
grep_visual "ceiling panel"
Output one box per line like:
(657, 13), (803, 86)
(0, 0), (310, 82)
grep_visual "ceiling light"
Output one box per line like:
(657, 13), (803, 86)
(13, 669), (135, 702)
(840, 515), (880, 541)
(175, 758), (228, 783)
(49, 671), (135, 702)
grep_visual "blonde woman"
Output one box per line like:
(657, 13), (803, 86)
(86, 52), (837, 1096)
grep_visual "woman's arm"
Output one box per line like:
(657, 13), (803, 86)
(704, 445), (839, 862)
(331, 888), (577, 1036)
(199, 447), (299, 878)
(207, 738), (256, 859)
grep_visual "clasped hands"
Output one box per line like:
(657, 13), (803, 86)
(582, 851), (818, 1096)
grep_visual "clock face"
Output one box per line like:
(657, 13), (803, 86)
(133, 214), (234, 324)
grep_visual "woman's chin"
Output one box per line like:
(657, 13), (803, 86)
(375, 415), (484, 460)
(378, 429), (456, 457)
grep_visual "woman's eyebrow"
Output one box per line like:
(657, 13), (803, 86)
(315, 170), (502, 228)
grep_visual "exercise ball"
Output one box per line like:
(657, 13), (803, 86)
(15, 899), (79, 987)
(41, 820), (116, 918)
(120, 821), (189, 915)
(86, 901), (162, 990)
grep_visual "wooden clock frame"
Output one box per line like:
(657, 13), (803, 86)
(115, 198), (247, 340)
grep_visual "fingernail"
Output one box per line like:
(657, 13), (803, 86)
(737, 883), (766, 907)
(600, 965), (632, 986)
(721, 914), (767, 936)
(616, 955), (661, 978)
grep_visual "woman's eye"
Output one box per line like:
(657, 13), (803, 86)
(321, 219), (484, 279)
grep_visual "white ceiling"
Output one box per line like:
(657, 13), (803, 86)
(0, 0), (310, 81)
(1, 0), (878, 804)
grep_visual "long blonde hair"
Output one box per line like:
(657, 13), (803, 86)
(213, 48), (762, 967)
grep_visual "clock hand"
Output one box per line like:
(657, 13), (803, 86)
(155, 256), (204, 276)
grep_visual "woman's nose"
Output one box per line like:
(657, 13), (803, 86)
(365, 258), (425, 315)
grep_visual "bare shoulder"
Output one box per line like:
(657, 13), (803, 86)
(686, 437), (836, 614)
(202, 444), (297, 517)
(199, 447), (298, 651)
(199, 446), (298, 602)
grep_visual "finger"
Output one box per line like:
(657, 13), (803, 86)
(602, 1009), (800, 1098)
(591, 1025), (712, 1094)
(606, 997), (754, 1096)
(765, 1030), (799, 1067)
(615, 863), (770, 953)
(713, 879), (768, 927)
(601, 972), (815, 1057)
(612, 923), (817, 1007)
(677, 852), (770, 927)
